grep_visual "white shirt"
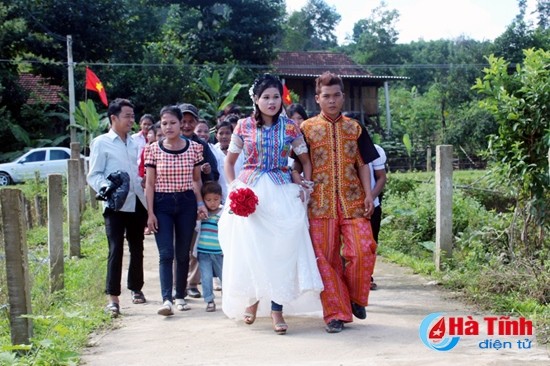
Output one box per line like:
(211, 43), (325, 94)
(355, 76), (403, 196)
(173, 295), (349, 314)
(87, 129), (146, 212)
(369, 144), (387, 208)
(213, 142), (243, 202)
(131, 131), (147, 168)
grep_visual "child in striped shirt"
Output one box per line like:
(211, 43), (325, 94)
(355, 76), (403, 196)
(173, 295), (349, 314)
(196, 181), (224, 312)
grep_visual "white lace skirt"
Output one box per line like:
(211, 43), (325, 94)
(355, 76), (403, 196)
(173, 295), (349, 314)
(218, 175), (324, 319)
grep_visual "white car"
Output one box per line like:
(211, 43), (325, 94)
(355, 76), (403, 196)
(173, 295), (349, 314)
(0, 147), (86, 186)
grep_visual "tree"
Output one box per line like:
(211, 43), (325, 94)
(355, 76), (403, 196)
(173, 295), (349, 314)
(473, 49), (550, 261)
(492, 0), (549, 65)
(179, 0), (286, 65)
(347, 1), (400, 68)
(279, 11), (310, 51)
(280, 0), (341, 51)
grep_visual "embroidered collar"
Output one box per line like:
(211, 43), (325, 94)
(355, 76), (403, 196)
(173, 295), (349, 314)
(321, 112), (343, 123)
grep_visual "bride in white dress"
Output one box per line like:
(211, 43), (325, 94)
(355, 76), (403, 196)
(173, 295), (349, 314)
(219, 74), (323, 335)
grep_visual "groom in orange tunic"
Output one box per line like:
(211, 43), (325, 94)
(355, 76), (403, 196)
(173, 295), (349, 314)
(298, 71), (379, 333)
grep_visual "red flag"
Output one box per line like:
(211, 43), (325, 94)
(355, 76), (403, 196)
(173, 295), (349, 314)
(85, 67), (108, 106)
(282, 83), (292, 106)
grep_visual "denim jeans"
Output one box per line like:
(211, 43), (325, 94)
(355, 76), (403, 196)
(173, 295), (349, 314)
(153, 191), (197, 302)
(271, 301), (283, 312)
(197, 252), (223, 302)
(103, 200), (147, 296)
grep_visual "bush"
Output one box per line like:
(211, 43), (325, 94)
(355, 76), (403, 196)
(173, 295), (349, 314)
(379, 170), (550, 344)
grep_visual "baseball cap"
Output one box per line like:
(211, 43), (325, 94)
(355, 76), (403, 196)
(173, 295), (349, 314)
(178, 103), (199, 118)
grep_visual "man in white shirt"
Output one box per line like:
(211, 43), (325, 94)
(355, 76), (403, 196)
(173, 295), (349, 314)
(369, 144), (387, 290)
(87, 98), (148, 317)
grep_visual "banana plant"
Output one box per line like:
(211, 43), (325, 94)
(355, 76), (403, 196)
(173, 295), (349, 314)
(196, 65), (245, 124)
(403, 133), (413, 171)
(71, 99), (109, 148)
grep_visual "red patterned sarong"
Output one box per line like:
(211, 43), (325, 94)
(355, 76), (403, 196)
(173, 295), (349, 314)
(309, 205), (377, 323)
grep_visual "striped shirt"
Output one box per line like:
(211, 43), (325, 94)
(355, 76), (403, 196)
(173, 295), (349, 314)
(197, 211), (222, 255)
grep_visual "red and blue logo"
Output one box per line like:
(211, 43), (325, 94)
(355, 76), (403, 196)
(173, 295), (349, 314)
(420, 312), (534, 352)
(419, 312), (461, 351)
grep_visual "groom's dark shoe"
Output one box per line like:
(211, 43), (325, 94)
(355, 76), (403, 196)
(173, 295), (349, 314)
(351, 302), (367, 319)
(325, 319), (344, 333)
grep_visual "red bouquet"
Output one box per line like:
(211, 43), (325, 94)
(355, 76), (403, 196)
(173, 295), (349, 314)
(229, 187), (259, 217)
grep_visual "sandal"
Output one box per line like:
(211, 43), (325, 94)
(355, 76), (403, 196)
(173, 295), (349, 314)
(105, 302), (120, 318)
(131, 291), (146, 304)
(243, 301), (259, 325)
(175, 299), (190, 311)
(271, 311), (288, 335)
(206, 301), (216, 312)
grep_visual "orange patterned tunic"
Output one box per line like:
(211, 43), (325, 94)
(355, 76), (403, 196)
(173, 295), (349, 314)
(301, 113), (378, 219)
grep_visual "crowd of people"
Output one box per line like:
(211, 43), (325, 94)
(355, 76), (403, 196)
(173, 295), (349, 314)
(87, 71), (387, 334)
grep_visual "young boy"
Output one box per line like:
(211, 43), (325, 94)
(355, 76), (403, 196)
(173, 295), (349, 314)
(196, 181), (224, 312)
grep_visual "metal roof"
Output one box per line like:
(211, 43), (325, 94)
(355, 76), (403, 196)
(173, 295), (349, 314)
(273, 52), (408, 81)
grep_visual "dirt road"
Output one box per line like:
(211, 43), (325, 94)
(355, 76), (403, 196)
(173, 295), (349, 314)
(81, 235), (549, 365)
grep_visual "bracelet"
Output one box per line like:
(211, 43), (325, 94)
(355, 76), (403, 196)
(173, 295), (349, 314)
(197, 201), (205, 206)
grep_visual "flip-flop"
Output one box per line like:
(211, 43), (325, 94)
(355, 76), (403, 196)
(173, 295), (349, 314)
(206, 301), (216, 312)
(105, 302), (120, 318)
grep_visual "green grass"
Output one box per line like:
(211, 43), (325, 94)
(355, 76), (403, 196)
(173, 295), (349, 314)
(0, 196), (111, 365)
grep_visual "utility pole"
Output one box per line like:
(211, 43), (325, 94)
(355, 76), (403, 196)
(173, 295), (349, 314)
(67, 35), (76, 143)
(384, 81), (392, 134)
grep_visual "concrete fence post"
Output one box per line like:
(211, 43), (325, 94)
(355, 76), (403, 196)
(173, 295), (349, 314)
(435, 145), (453, 270)
(67, 159), (81, 258)
(426, 146), (432, 172)
(48, 174), (64, 292)
(0, 188), (33, 345)
(79, 158), (86, 210)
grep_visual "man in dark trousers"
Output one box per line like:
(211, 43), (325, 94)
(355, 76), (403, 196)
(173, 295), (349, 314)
(87, 98), (148, 317)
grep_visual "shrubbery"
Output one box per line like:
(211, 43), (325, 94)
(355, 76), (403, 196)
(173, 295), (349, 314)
(378, 171), (549, 343)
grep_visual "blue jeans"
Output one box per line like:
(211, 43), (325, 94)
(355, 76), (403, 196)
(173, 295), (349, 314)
(153, 191), (197, 302)
(197, 252), (223, 303)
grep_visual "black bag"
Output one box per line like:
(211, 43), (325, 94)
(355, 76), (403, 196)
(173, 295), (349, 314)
(95, 170), (130, 211)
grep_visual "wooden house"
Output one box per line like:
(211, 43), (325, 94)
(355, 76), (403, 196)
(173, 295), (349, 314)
(272, 51), (407, 130)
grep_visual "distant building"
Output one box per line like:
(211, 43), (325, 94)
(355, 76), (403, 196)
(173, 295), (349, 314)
(272, 51), (407, 131)
(19, 73), (63, 105)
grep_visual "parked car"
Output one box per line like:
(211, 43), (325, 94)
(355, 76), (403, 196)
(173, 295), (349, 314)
(0, 147), (86, 186)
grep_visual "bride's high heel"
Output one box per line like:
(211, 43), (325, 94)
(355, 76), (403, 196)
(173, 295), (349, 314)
(271, 311), (288, 335)
(243, 301), (259, 325)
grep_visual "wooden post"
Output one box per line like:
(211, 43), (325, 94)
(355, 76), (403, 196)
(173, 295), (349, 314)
(435, 145), (453, 270)
(0, 189), (33, 345)
(67, 159), (81, 257)
(426, 146), (432, 172)
(89, 185), (98, 210)
(23, 196), (33, 229)
(34, 196), (45, 226)
(48, 174), (64, 292)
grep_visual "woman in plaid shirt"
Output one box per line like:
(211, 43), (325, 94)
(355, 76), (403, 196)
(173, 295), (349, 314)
(144, 105), (209, 316)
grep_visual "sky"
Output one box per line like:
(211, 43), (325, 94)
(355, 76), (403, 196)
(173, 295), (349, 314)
(285, 0), (538, 44)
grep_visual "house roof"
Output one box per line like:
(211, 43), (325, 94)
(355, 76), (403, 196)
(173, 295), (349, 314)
(19, 73), (63, 104)
(272, 51), (407, 81)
